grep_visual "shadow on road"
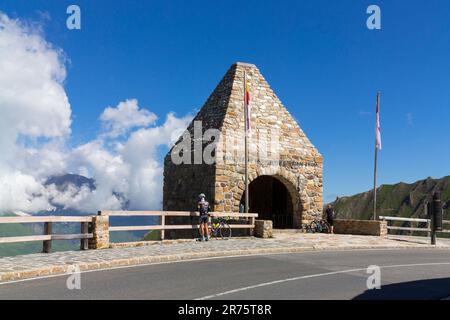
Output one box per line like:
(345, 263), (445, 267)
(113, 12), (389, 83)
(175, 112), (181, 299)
(353, 277), (450, 300)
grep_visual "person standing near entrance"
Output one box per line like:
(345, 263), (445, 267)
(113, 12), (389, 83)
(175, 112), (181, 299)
(325, 204), (335, 234)
(197, 193), (211, 241)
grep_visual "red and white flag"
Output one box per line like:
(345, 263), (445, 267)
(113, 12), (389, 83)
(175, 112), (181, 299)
(245, 74), (251, 135)
(375, 92), (381, 150)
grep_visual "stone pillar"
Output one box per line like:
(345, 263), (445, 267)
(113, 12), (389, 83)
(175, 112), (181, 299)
(88, 215), (110, 249)
(254, 220), (273, 238)
(379, 220), (388, 238)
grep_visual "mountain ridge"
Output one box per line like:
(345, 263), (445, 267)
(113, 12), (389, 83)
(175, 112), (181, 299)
(330, 175), (450, 221)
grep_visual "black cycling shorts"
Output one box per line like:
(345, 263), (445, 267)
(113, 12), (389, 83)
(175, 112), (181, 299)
(199, 215), (208, 224)
(327, 218), (334, 226)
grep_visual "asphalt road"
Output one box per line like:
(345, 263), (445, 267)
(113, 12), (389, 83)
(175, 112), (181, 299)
(1, 248), (450, 300)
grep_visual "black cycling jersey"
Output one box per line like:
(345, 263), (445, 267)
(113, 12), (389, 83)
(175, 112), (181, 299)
(326, 208), (334, 221)
(198, 199), (210, 216)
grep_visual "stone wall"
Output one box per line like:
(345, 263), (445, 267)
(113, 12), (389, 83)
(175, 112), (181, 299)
(254, 220), (273, 238)
(163, 62), (323, 228)
(334, 219), (388, 237)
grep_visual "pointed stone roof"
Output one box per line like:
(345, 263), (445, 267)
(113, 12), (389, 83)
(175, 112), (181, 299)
(167, 62), (321, 161)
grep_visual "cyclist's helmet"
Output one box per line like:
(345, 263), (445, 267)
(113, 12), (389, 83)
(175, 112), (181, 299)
(198, 193), (206, 200)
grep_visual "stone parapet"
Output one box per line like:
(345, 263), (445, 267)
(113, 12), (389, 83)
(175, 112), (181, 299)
(334, 219), (387, 237)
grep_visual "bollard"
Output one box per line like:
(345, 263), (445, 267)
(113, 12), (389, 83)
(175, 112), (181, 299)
(428, 202), (435, 245)
(430, 192), (443, 245)
(433, 192), (443, 231)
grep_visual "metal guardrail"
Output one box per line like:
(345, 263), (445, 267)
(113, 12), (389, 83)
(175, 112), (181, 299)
(100, 210), (259, 240)
(379, 216), (450, 234)
(0, 216), (93, 253)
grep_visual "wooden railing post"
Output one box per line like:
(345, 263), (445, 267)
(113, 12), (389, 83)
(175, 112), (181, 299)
(250, 217), (255, 236)
(43, 222), (52, 253)
(160, 214), (165, 240)
(80, 222), (89, 250)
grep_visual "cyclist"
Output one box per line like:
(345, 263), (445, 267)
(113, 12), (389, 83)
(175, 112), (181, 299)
(325, 204), (335, 234)
(197, 193), (211, 241)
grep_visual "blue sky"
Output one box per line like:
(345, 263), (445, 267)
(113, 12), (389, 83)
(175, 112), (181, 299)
(2, 0), (450, 203)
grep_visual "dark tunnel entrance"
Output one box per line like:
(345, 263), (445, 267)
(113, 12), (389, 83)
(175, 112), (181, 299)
(241, 175), (294, 228)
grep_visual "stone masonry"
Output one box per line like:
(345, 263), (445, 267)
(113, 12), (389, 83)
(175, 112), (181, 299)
(163, 62), (323, 228)
(254, 220), (273, 238)
(88, 215), (110, 249)
(334, 219), (388, 237)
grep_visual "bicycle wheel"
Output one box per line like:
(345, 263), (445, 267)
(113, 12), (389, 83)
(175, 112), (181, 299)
(321, 222), (330, 233)
(301, 223), (311, 233)
(309, 221), (319, 233)
(219, 223), (232, 239)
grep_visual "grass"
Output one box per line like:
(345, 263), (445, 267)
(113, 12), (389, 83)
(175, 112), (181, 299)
(0, 223), (77, 257)
(142, 230), (161, 241)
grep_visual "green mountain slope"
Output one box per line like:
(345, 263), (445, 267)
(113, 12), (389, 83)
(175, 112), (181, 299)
(331, 176), (450, 221)
(0, 222), (77, 257)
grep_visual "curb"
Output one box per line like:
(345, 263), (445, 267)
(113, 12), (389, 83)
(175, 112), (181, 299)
(0, 244), (449, 283)
(108, 237), (254, 249)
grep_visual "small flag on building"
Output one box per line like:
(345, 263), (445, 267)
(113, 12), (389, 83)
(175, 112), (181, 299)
(243, 71), (251, 214)
(245, 76), (251, 135)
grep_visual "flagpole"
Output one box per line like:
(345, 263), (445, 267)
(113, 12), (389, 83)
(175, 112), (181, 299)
(373, 91), (380, 221)
(373, 143), (378, 221)
(244, 70), (249, 214)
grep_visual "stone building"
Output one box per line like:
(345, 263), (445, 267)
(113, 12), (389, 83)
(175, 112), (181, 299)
(163, 62), (323, 228)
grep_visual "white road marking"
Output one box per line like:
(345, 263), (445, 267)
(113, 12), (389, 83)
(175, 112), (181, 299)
(0, 248), (448, 286)
(195, 262), (450, 300)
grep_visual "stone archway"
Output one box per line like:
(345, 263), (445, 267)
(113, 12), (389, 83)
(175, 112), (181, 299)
(240, 175), (301, 229)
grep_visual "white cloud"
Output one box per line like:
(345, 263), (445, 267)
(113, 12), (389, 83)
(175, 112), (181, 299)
(0, 13), (71, 139)
(0, 172), (53, 213)
(118, 112), (193, 209)
(50, 110), (193, 212)
(0, 12), (71, 212)
(0, 12), (193, 214)
(100, 99), (157, 138)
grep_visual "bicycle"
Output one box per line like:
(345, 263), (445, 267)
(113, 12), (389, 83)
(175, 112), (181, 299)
(301, 222), (313, 233)
(210, 216), (232, 239)
(308, 219), (331, 234)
